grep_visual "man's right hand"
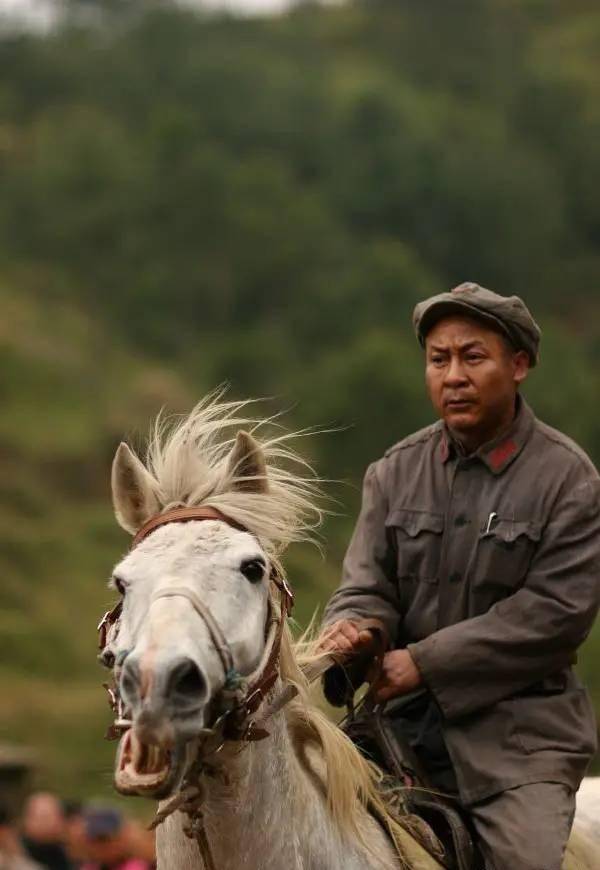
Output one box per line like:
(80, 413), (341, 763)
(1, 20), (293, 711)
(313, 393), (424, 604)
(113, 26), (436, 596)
(318, 619), (380, 659)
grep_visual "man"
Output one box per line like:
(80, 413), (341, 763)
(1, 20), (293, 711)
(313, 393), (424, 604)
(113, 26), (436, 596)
(320, 283), (600, 870)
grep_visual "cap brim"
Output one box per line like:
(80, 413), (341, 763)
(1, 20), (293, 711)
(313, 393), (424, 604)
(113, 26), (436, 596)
(417, 300), (514, 347)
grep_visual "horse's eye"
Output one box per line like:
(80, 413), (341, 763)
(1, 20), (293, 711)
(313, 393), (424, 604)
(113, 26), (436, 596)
(113, 576), (127, 596)
(240, 559), (266, 584)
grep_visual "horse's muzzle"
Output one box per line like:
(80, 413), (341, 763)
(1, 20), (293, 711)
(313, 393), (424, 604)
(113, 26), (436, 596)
(114, 728), (187, 799)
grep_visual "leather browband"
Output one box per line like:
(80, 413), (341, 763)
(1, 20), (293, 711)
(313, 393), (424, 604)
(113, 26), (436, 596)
(131, 506), (248, 549)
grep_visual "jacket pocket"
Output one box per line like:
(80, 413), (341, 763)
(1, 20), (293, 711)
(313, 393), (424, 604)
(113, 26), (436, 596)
(473, 518), (541, 593)
(385, 508), (445, 584)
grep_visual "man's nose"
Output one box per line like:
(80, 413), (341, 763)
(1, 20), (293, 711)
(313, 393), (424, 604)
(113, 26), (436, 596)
(443, 357), (469, 386)
(120, 653), (208, 713)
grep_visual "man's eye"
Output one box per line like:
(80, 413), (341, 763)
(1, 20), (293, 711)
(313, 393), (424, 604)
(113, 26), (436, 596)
(430, 356), (445, 365)
(240, 559), (266, 584)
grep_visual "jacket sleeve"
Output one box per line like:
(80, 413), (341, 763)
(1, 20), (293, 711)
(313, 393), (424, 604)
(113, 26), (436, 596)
(409, 474), (600, 721)
(321, 462), (402, 705)
(323, 461), (401, 642)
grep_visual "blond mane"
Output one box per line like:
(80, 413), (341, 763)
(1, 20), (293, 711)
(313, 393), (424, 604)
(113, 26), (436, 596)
(281, 623), (434, 866)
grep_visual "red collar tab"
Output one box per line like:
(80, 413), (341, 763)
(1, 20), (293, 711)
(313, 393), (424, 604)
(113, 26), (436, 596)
(487, 439), (518, 472)
(439, 399), (533, 473)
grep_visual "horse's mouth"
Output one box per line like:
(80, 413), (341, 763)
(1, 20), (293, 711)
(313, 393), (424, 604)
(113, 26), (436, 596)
(114, 729), (185, 799)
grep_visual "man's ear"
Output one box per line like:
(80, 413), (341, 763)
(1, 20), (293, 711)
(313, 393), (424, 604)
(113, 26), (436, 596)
(227, 430), (268, 493)
(111, 442), (160, 533)
(513, 350), (530, 387)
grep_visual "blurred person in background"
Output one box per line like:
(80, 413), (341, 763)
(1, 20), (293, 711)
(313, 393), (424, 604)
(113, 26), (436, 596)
(20, 794), (71, 870)
(0, 805), (42, 870)
(320, 283), (600, 870)
(119, 824), (154, 870)
(79, 808), (151, 870)
(60, 804), (86, 868)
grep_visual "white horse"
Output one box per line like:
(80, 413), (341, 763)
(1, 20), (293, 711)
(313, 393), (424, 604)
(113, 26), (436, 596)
(102, 395), (600, 870)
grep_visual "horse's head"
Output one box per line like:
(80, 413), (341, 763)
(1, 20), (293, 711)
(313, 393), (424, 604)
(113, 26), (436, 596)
(101, 398), (320, 799)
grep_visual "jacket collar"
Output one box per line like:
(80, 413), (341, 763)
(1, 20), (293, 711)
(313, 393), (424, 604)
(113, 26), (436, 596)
(440, 396), (535, 475)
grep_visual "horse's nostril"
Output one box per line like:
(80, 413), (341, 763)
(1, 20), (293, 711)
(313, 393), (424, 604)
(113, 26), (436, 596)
(169, 658), (206, 700)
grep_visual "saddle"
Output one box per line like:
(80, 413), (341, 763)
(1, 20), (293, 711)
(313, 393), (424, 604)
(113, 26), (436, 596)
(341, 695), (482, 870)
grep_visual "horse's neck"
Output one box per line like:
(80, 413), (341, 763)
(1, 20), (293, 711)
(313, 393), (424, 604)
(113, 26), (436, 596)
(156, 706), (397, 870)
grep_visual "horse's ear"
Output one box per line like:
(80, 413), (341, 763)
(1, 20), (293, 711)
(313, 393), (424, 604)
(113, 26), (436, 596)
(111, 442), (160, 533)
(227, 430), (268, 493)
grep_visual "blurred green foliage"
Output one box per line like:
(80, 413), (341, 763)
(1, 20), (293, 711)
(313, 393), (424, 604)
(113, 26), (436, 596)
(0, 0), (599, 799)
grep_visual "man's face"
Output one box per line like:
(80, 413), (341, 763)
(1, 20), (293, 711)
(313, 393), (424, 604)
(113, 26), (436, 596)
(425, 315), (530, 448)
(21, 793), (65, 844)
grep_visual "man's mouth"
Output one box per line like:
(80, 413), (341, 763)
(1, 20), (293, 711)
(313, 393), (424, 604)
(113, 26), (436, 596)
(446, 398), (475, 410)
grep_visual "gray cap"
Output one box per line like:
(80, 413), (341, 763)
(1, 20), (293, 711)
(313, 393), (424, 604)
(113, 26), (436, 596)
(413, 282), (542, 367)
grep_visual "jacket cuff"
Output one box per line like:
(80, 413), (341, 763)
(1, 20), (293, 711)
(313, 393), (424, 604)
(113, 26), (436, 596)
(406, 636), (456, 719)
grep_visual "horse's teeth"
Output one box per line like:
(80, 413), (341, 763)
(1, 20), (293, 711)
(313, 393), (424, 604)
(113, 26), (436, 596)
(126, 730), (167, 776)
(132, 733), (143, 771)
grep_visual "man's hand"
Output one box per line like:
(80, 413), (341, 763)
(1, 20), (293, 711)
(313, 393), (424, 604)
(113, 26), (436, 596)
(318, 619), (379, 659)
(371, 649), (423, 703)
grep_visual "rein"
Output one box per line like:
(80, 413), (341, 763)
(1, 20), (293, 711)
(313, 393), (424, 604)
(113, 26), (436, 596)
(98, 506), (333, 868)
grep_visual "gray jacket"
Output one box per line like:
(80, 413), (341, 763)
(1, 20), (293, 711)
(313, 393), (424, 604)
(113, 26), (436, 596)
(323, 399), (600, 804)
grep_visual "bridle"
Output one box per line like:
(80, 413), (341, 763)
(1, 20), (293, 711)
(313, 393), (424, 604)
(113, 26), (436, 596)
(97, 505), (328, 869)
(98, 506), (296, 740)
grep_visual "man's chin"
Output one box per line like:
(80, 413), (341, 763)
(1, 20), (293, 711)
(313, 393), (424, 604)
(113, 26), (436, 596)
(444, 408), (480, 430)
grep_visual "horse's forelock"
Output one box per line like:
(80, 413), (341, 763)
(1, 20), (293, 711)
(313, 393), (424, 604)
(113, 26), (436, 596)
(139, 392), (324, 553)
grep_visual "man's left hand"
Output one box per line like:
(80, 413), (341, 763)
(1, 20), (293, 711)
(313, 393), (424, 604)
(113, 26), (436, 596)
(370, 649), (423, 703)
